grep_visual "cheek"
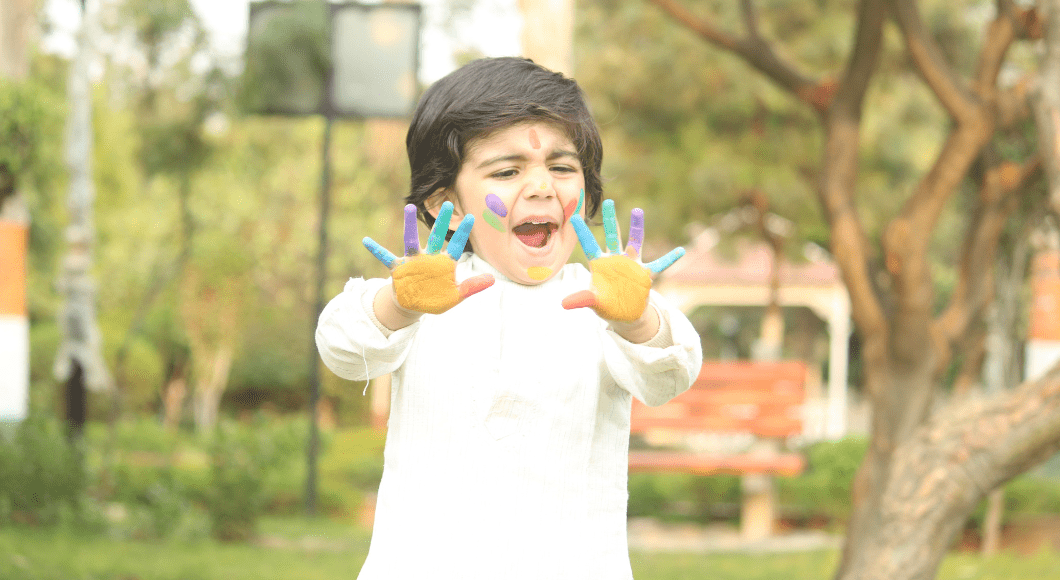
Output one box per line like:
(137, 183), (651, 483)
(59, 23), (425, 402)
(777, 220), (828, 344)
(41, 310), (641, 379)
(563, 188), (585, 222)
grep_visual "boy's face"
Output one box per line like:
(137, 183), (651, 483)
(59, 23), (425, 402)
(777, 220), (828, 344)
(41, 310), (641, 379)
(433, 121), (585, 285)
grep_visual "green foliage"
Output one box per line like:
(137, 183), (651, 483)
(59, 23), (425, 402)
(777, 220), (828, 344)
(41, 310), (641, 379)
(239, 1), (331, 116)
(318, 427), (385, 511)
(778, 437), (868, 524)
(0, 416), (85, 527)
(628, 437), (868, 525)
(0, 78), (64, 198)
(205, 417), (306, 541)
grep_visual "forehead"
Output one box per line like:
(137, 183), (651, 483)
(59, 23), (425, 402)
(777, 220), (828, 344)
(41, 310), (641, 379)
(464, 121), (575, 159)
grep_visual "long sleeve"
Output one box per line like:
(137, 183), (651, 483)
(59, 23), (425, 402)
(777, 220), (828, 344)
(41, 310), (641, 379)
(315, 277), (420, 381)
(601, 289), (703, 407)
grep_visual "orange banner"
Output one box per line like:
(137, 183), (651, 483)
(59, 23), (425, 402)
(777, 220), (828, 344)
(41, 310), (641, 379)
(1029, 250), (1060, 341)
(0, 220), (28, 317)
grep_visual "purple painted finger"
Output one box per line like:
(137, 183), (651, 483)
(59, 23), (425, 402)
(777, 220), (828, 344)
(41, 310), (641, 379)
(403, 204), (419, 256)
(628, 208), (644, 258)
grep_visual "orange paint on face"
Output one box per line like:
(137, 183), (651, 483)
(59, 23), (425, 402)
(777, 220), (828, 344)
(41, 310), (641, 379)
(563, 198), (578, 221)
(526, 267), (552, 281)
(529, 128), (541, 149)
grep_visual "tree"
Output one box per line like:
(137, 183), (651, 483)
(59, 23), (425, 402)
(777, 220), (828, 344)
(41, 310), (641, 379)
(98, 0), (233, 430)
(627, 0), (1059, 578)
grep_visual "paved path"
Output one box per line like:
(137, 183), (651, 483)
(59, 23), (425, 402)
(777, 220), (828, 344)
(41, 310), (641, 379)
(627, 518), (842, 553)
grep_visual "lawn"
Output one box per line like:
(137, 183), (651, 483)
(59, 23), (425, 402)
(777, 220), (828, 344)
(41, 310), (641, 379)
(2, 517), (1059, 580)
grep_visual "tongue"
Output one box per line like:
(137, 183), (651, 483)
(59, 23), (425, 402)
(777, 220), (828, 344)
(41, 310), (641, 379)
(513, 223), (552, 248)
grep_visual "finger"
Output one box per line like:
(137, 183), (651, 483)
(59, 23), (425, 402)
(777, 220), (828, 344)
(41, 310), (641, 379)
(602, 199), (621, 254)
(363, 237), (397, 269)
(458, 274), (495, 300)
(427, 201), (454, 255)
(403, 204), (420, 256)
(646, 247), (686, 274)
(571, 214), (603, 261)
(447, 215), (475, 260)
(627, 208), (644, 259)
(562, 290), (598, 311)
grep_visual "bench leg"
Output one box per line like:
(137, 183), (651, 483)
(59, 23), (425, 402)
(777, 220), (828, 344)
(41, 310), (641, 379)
(740, 473), (775, 542)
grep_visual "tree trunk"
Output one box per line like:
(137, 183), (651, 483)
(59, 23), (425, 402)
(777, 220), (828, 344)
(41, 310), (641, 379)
(192, 344), (233, 431)
(1035, 0), (1060, 214)
(0, 0), (34, 80)
(835, 364), (1060, 580)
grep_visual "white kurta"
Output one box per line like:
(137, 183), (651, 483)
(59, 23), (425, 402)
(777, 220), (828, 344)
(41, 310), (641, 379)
(316, 254), (702, 579)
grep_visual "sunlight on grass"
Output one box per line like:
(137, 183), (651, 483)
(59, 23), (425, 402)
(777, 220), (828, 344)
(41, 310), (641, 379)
(2, 518), (1060, 580)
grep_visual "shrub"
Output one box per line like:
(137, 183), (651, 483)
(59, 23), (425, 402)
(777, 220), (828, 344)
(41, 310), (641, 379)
(0, 416), (86, 527)
(204, 416), (304, 542)
(777, 436), (867, 525)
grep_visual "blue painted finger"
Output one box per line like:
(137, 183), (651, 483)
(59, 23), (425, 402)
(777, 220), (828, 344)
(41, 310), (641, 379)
(646, 247), (685, 274)
(447, 214), (475, 260)
(363, 236), (397, 269)
(403, 204), (420, 256)
(571, 214), (602, 261)
(427, 201), (454, 254)
(602, 199), (620, 254)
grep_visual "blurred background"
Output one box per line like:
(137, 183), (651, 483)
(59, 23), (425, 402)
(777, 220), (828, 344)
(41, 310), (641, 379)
(3, 1), (1060, 579)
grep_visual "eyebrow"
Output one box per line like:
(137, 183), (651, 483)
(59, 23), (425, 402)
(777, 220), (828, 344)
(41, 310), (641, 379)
(475, 149), (580, 170)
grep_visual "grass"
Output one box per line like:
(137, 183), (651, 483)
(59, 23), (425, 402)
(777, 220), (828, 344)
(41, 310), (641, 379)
(2, 517), (1060, 580)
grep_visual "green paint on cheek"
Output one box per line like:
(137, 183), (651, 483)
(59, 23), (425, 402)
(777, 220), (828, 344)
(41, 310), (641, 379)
(576, 188), (584, 214)
(483, 210), (504, 232)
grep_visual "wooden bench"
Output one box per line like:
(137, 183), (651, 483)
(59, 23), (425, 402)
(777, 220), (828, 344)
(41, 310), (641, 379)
(629, 360), (807, 541)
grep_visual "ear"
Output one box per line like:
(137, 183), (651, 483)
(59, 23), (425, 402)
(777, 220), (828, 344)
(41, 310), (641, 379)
(425, 188), (464, 229)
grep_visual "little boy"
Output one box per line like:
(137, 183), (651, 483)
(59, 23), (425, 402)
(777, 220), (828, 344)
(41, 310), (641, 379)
(316, 57), (702, 580)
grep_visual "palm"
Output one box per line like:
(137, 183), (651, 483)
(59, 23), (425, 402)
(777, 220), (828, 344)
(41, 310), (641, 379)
(363, 203), (493, 315)
(563, 200), (684, 322)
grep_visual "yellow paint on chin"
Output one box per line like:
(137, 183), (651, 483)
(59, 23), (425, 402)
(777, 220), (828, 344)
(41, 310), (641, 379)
(526, 267), (553, 281)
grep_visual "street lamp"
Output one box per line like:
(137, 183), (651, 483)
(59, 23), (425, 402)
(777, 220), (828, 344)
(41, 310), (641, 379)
(244, 0), (422, 516)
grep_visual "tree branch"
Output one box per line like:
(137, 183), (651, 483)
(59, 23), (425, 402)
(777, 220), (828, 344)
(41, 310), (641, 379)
(646, 0), (832, 113)
(820, 0), (890, 352)
(934, 156), (1043, 359)
(974, 3), (1017, 96)
(889, 0), (980, 122)
(1032, 0), (1060, 214)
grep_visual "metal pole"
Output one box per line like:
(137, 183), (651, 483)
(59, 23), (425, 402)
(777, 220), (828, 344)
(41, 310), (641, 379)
(306, 114), (333, 516)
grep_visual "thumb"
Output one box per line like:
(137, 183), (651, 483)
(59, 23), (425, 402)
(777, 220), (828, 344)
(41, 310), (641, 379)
(457, 274), (495, 301)
(562, 290), (598, 311)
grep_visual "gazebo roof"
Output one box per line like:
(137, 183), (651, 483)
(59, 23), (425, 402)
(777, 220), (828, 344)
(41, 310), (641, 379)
(663, 229), (842, 287)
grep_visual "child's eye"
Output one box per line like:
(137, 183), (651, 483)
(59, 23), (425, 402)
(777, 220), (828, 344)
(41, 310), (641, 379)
(550, 165), (578, 174)
(490, 169), (519, 179)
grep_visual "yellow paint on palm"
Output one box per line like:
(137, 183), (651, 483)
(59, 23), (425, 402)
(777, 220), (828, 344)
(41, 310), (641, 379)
(392, 253), (460, 315)
(526, 267), (552, 281)
(589, 256), (651, 322)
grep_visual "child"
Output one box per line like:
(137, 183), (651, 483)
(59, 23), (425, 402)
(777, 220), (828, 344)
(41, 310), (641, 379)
(316, 57), (702, 580)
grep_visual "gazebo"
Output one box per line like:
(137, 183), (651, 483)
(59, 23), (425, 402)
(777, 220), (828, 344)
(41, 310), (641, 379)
(654, 228), (852, 440)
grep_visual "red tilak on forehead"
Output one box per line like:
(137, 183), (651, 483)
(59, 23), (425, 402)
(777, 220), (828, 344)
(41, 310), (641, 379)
(529, 128), (541, 149)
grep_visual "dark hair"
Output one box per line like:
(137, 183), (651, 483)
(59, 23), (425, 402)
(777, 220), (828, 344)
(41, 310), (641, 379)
(405, 57), (603, 246)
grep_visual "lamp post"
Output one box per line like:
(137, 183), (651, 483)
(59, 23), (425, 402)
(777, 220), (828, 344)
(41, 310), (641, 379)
(245, 1), (421, 515)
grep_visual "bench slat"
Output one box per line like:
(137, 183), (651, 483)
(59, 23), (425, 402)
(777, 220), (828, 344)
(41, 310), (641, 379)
(630, 416), (803, 437)
(628, 451), (805, 476)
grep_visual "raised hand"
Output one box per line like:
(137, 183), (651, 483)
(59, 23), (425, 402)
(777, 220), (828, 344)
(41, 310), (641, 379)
(363, 203), (494, 315)
(562, 200), (684, 322)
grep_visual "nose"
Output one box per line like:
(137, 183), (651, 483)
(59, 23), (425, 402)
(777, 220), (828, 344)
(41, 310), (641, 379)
(523, 168), (555, 199)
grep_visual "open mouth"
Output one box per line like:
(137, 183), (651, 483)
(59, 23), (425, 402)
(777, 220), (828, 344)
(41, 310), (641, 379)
(512, 220), (559, 249)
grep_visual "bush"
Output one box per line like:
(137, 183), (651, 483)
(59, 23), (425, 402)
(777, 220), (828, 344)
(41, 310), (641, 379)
(0, 416), (86, 527)
(205, 416), (304, 541)
(777, 436), (867, 525)
(626, 437), (868, 526)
